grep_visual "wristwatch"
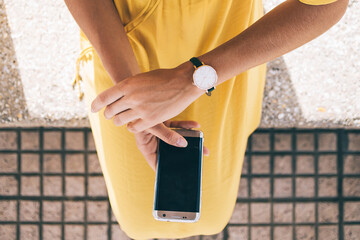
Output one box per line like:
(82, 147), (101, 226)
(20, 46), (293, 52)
(189, 57), (218, 96)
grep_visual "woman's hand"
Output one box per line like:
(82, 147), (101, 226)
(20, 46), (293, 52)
(134, 120), (209, 172)
(90, 61), (204, 134)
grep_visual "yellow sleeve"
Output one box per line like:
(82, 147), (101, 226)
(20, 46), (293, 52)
(298, 0), (338, 5)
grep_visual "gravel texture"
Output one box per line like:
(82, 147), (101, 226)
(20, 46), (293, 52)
(0, 0), (359, 127)
(261, 0), (360, 128)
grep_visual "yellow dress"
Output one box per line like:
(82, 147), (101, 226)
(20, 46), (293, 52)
(73, 0), (337, 239)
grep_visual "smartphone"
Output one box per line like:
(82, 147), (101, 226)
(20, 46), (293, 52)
(153, 128), (203, 223)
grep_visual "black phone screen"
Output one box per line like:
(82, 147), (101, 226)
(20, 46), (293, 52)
(154, 136), (202, 212)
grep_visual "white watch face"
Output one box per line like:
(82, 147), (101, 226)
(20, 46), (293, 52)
(193, 65), (218, 90)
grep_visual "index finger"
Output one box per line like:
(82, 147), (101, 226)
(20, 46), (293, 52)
(91, 84), (126, 113)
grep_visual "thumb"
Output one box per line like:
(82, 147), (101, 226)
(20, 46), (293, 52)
(147, 123), (188, 148)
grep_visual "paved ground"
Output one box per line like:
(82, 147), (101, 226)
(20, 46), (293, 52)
(0, 128), (359, 240)
(0, 0), (359, 128)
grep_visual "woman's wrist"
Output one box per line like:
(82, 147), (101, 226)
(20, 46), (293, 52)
(98, 45), (141, 84)
(175, 61), (205, 99)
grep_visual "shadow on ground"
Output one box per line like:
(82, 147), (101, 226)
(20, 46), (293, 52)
(260, 56), (305, 128)
(0, 0), (29, 123)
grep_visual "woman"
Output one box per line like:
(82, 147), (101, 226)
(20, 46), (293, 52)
(65, 0), (347, 239)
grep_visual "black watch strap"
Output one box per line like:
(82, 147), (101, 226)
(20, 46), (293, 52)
(190, 57), (203, 68)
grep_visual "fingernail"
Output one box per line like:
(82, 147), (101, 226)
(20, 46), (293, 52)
(176, 138), (187, 147)
(91, 102), (97, 112)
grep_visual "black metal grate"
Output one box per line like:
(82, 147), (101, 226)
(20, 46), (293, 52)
(0, 127), (359, 240)
(229, 128), (360, 240)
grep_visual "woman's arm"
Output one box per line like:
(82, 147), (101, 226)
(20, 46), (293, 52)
(64, 0), (200, 159)
(90, 0), (349, 134)
(64, 0), (141, 83)
(182, 0), (349, 86)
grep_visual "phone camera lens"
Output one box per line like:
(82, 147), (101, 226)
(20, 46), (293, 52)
(162, 214), (166, 217)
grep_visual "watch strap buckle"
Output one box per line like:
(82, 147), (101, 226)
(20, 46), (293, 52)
(206, 86), (215, 96)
